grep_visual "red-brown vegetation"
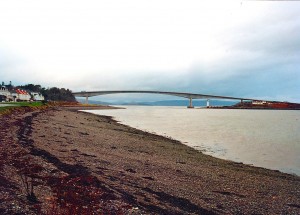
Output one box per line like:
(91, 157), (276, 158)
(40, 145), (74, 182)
(0, 104), (134, 214)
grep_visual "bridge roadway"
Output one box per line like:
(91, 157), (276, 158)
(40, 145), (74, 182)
(72, 90), (255, 108)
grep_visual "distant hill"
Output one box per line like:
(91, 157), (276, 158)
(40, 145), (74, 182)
(134, 100), (237, 106)
(76, 98), (238, 107)
(76, 98), (111, 105)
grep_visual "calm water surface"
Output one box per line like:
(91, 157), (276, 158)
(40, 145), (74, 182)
(85, 106), (300, 175)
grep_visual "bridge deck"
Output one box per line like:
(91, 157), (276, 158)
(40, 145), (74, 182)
(72, 90), (254, 101)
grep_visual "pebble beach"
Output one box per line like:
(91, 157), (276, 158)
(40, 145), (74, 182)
(0, 105), (300, 214)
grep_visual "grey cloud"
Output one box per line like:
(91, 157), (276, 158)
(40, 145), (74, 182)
(180, 4), (300, 102)
(223, 3), (300, 56)
(186, 54), (300, 101)
(1, 3), (300, 103)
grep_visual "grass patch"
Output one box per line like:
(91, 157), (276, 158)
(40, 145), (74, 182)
(0, 106), (12, 111)
(0, 102), (46, 115)
(1, 101), (44, 107)
(0, 101), (81, 115)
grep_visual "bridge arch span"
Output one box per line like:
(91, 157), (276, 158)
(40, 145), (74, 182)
(72, 90), (253, 108)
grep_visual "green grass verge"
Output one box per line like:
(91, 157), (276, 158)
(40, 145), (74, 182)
(1, 101), (43, 107)
(0, 101), (45, 114)
(0, 106), (12, 111)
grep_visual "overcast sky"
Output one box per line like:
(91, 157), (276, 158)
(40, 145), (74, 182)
(0, 0), (299, 102)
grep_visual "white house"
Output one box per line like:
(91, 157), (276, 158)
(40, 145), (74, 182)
(1, 86), (45, 102)
(30, 92), (45, 101)
(0, 86), (12, 101)
(252, 100), (267, 105)
(15, 89), (31, 101)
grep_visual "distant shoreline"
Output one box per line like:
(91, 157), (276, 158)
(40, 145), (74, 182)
(209, 106), (300, 110)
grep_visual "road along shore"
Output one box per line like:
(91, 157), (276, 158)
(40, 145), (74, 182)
(0, 106), (299, 214)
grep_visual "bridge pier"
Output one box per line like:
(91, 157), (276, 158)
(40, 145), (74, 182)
(187, 98), (194, 108)
(85, 96), (89, 104)
(206, 99), (210, 108)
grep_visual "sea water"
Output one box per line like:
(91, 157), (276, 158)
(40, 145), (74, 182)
(84, 106), (300, 176)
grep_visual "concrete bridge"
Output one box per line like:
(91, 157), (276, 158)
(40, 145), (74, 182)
(72, 90), (255, 108)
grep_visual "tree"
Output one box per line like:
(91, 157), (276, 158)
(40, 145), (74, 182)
(14, 83), (76, 102)
(42, 87), (76, 102)
(18, 84), (42, 92)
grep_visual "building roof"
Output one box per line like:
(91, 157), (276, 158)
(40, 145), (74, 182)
(15, 89), (29, 95)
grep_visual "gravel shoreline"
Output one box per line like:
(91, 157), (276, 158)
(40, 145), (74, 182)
(1, 106), (300, 214)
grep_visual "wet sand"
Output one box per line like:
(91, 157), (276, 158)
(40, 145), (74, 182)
(0, 106), (300, 214)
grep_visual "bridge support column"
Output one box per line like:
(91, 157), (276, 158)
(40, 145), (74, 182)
(85, 96), (89, 104)
(188, 98), (194, 108)
(206, 99), (210, 108)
